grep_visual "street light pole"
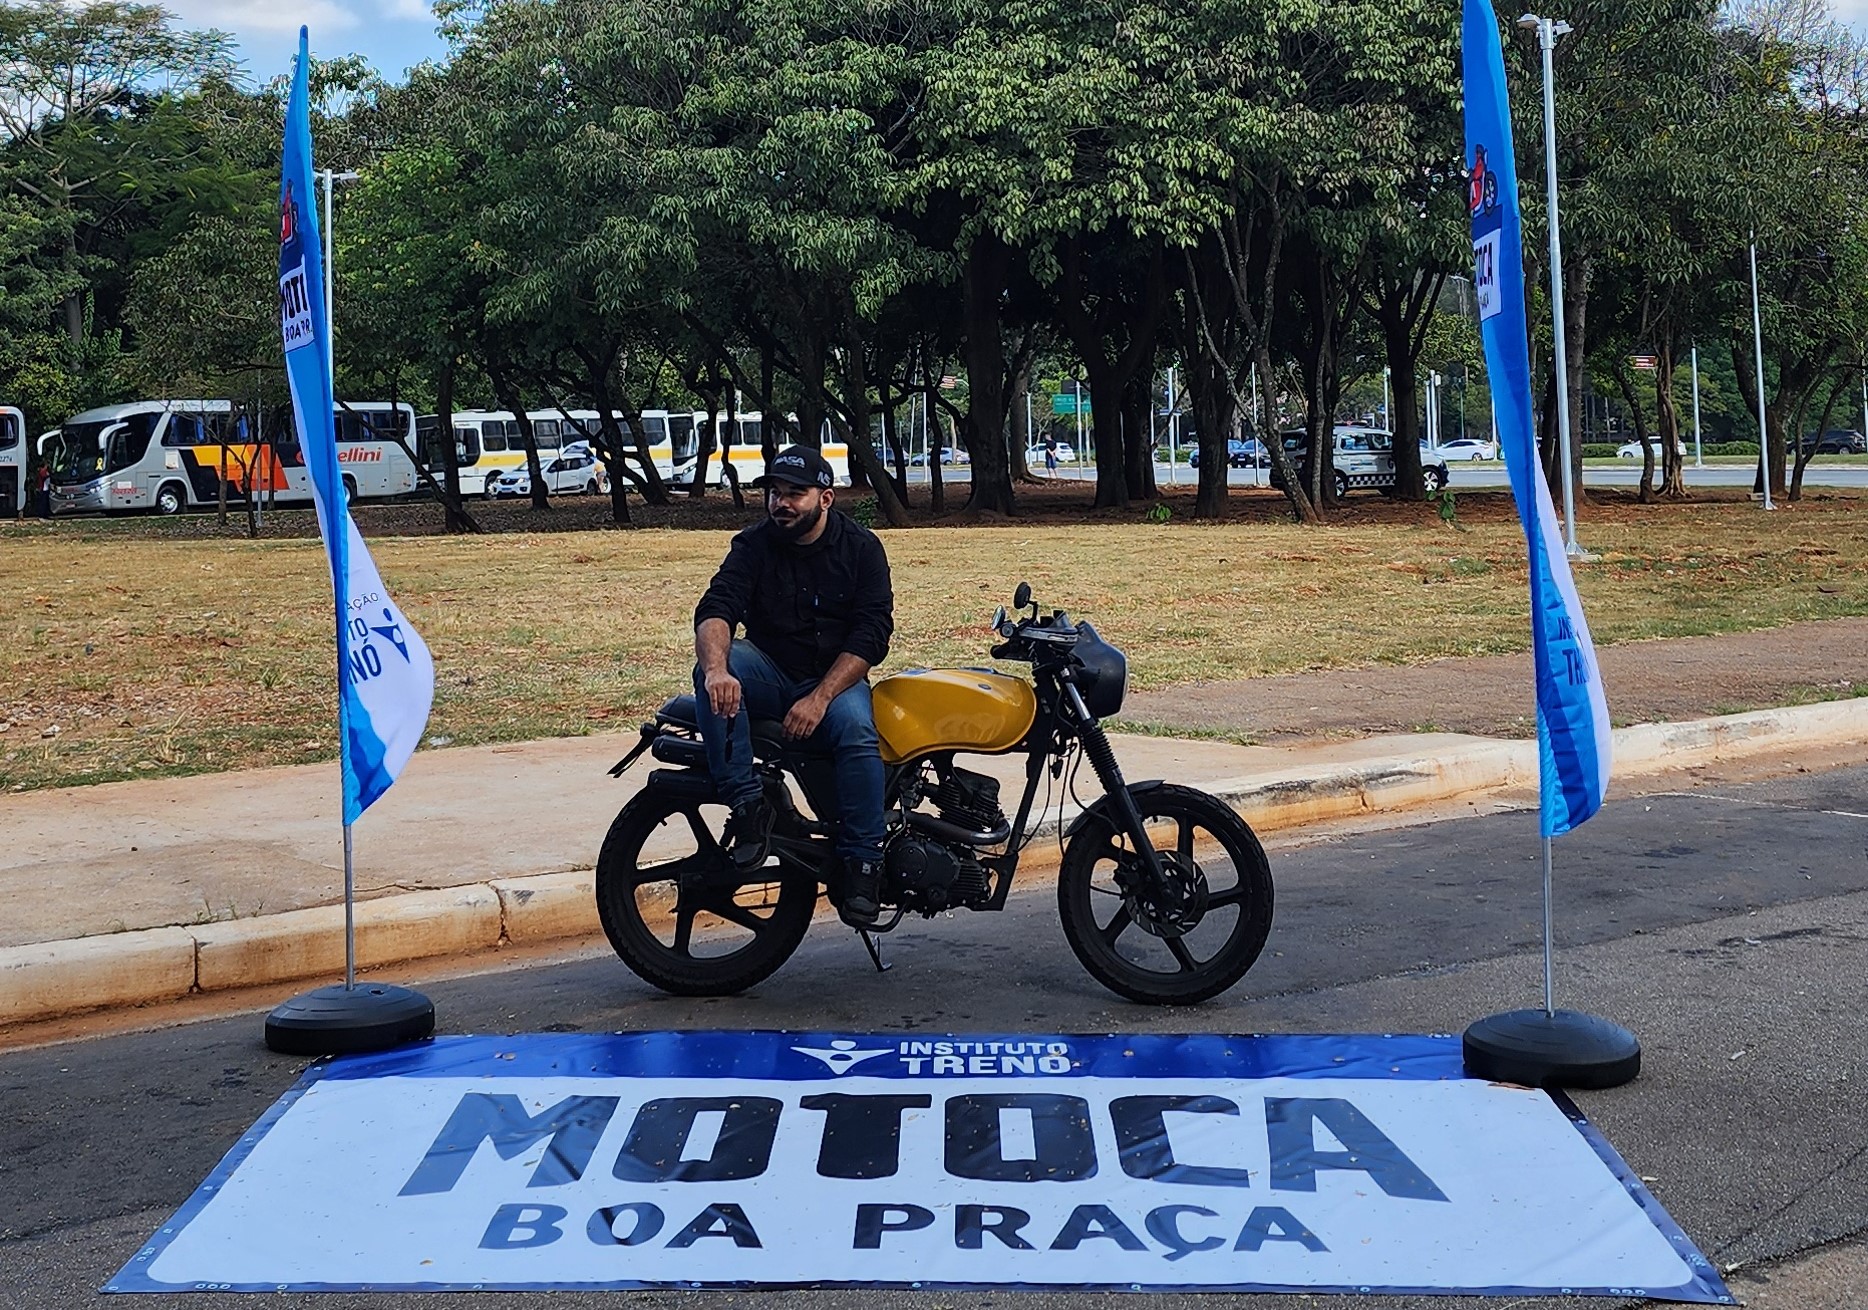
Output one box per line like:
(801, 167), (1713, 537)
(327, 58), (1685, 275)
(1748, 231), (1773, 510)
(1519, 13), (1583, 557)
(1691, 344), (1703, 468)
(317, 168), (360, 377)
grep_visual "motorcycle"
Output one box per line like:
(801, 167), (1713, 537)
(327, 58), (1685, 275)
(594, 583), (1274, 1004)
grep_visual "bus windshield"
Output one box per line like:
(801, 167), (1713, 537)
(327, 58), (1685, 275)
(49, 422), (112, 482)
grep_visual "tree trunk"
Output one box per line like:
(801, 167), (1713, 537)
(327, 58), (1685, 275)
(1610, 360), (1656, 504)
(1084, 364), (1128, 510)
(434, 359), (479, 532)
(836, 331), (908, 525)
(959, 235), (1016, 515)
(877, 376), (909, 504)
(1187, 349), (1234, 520)
(1008, 361), (1037, 482)
(1122, 368), (1157, 501)
(1561, 251), (1591, 503)
(1654, 337), (1686, 500)
(488, 369), (547, 509)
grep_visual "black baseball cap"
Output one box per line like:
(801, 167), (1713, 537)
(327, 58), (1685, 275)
(753, 445), (834, 490)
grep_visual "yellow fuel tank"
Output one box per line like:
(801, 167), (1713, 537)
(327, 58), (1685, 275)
(872, 667), (1037, 765)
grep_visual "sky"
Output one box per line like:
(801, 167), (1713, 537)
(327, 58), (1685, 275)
(166, 1), (448, 85)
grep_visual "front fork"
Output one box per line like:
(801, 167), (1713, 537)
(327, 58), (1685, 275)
(1062, 676), (1173, 892)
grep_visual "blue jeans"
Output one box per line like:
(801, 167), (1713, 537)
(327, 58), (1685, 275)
(694, 640), (886, 864)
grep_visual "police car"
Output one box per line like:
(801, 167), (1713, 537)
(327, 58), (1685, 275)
(1271, 426), (1449, 497)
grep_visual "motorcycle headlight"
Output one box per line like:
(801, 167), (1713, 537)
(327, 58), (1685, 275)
(1070, 621), (1127, 719)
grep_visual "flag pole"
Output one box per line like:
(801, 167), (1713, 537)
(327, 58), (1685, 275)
(344, 821), (356, 989)
(266, 25), (434, 1055)
(1456, 1), (1637, 1089)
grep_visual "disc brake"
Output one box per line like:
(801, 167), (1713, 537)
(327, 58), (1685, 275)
(1120, 849), (1209, 938)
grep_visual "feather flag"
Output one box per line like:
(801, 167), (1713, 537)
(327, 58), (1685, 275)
(280, 29), (433, 823)
(1462, 0), (1611, 835)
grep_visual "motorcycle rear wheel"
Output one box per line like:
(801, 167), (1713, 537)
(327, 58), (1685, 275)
(1057, 783), (1273, 1005)
(595, 787), (816, 995)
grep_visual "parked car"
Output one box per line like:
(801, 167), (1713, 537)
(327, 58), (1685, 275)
(1616, 438), (1686, 459)
(1188, 438), (1265, 469)
(1274, 425), (1447, 496)
(486, 451), (605, 498)
(1432, 437), (1500, 462)
(908, 447), (971, 466)
(1799, 429), (1867, 456)
(1026, 442), (1079, 466)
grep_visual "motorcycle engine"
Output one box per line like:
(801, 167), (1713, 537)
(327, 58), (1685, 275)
(885, 835), (991, 915)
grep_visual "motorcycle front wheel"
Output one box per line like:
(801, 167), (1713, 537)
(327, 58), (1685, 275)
(595, 786), (816, 995)
(1057, 783), (1274, 1005)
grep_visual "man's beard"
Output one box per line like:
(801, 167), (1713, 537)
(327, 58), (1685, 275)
(770, 500), (824, 541)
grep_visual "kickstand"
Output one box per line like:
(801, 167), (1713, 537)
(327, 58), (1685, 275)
(857, 929), (890, 973)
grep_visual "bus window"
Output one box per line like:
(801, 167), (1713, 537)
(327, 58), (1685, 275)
(637, 413), (668, 444)
(668, 413), (696, 461)
(164, 413), (207, 447)
(105, 415), (161, 473)
(532, 418), (561, 450)
(740, 418), (763, 447)
(480, 422), (507, 453)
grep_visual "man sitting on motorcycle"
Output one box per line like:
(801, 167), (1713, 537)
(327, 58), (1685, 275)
(692, 444), (895, 928)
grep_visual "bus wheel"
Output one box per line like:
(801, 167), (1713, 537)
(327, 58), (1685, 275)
(154, 482), (186, 516)
(342, 474), (359, 504)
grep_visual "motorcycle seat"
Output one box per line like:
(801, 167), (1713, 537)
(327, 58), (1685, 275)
(656, 694), (790, 760)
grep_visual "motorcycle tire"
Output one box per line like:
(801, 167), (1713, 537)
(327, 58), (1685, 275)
(595, 788), (816, 996)
(1057, 783), (1273, 1005)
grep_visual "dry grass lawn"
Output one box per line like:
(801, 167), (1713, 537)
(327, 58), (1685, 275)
(4, 493), (1866, 791)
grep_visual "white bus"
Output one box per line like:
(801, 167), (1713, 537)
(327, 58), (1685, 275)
(667, 412), (850, 487)
(415, 407), (849, 496)
(0, 406), (23, 517)
(46, 399), (420, 515)
(415, 409), (603, 498)
(418, 409), (688, 497)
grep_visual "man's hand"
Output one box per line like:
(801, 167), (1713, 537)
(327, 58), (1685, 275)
(704, 668), (743, 721)
(783, 688), (830, 740)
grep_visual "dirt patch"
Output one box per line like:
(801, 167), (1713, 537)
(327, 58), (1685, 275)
(1121, 617), (1868, 741)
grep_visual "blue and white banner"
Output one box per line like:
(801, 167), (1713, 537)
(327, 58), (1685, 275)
(107, 1033), (1730, 1300)
(1463, 1), (1611, 836)
(280, 29), (432, 823)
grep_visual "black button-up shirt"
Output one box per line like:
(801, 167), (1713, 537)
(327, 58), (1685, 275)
(694, 509), (894, 682)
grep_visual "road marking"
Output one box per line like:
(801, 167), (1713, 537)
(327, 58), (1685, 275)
(1644, 791), (1868, 821)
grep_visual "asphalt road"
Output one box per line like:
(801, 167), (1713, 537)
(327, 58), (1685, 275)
(904, 461), (1868, 490)
(4, 764), (1866, 1308)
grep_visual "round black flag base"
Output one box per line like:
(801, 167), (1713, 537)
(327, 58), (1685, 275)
(1463, 1008), (1640, 1090)
(265, 983), (435, 1056)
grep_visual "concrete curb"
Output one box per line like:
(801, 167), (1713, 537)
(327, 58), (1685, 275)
(3, 699), (1862, 1029)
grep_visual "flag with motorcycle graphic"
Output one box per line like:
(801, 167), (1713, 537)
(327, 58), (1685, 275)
(1462, 0), (1610, 836)
(279, 28), (433, 823)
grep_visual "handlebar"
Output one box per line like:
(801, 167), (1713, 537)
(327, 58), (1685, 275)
(989, 592), (1079, 662)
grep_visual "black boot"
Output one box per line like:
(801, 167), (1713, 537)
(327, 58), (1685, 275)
(722, 798), (773, 871)
(840, 855), (882, 929)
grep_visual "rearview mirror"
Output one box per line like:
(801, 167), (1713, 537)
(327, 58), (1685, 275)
(991, 605), (1007, 633)
(1013, 582), (1032, 610)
